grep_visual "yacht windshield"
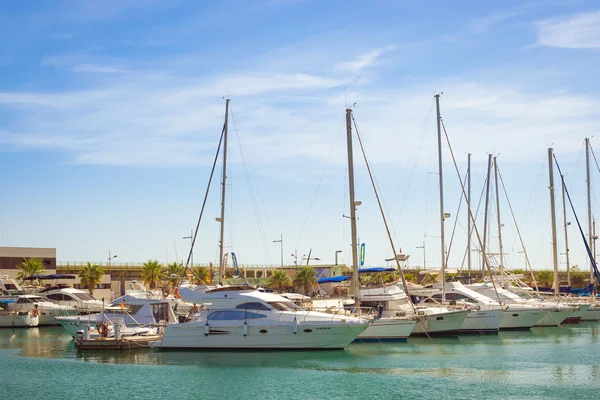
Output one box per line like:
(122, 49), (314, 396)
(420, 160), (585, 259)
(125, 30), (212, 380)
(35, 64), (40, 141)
(73, 292), (96, 301)
(268, 302), (302, 311)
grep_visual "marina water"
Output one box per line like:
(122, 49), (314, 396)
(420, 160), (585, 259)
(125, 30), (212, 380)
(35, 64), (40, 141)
(1, 324), (599, 399)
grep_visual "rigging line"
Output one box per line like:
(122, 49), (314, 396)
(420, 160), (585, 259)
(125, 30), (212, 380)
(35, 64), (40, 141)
(230, 106), (272, 264)
(184, 123), (225, 276)
(392, 98), (436, 233)
(589, 141), (600, 176)
(439, 117), (502, 304)
(554, 155), (600, 286)
(295, 115), (345, 248)
(352, 114), (415, 311)
(445, 169), (468, 273)
(497, 165), (539, 290)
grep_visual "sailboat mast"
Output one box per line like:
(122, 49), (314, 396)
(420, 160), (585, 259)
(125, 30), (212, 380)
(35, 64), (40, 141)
(482, 154), (492, 280)
(219, 99), (230, 282)
(435, 94), (446, 300)
(586, 137), (594, 285)
(346, 108), (360, 300)
(561, 173), (571, 286)
(548, 148), (560, 296)
(493, 157), (505, 287)
(467, 153), (472, 275)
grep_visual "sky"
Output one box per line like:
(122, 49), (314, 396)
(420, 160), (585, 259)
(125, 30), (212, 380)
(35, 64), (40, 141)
(1, 0), (600, 273)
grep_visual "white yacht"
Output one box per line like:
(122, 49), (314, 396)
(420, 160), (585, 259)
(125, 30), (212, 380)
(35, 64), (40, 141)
(35, 285), (104, 312)
(8, 295), (77, 326)
(467, 282), (572, 327)
(581, 302), (600, 321)
(308, 297), (417, 342)
(0, 299), (39, 328)
(411, 282), (544, 332)
(56, 294), (179, 338)
(156, 286), (369, 349)
(358, 283), (469, 337)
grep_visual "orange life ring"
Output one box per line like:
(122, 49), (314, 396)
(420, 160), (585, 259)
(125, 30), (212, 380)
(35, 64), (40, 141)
(32, 308), (39, 317)
(97, 322), (109, 338)
(174, 287), (182, 299)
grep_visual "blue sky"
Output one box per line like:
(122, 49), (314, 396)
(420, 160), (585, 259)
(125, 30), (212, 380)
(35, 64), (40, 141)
(1, 0), (600, 273)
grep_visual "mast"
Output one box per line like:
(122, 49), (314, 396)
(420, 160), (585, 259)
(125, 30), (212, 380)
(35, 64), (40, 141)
(346, 108), (360, 300)
(467, 153), (472, 276)
(493, 157), (505, 287)
(561, 173), (571, 286)
(586, 138), (594, 285)
(219, 99), (230, 282)
(548, 148), (560, 296)
(482, 154), (492, 280)
(435, 94), (446, 301)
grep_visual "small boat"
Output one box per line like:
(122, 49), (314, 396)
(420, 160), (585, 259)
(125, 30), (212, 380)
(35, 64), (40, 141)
(8, 294), (77, 326)
(0, 299), (39, 328)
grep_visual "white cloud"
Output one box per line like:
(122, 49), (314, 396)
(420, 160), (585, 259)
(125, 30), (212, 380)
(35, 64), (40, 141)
(335, 46), (397, 73)
(536, 11), (600, 49)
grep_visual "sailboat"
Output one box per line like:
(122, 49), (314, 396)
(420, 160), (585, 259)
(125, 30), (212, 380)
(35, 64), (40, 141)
(342, 105), (468, 338)
(156, 100), (369, 350)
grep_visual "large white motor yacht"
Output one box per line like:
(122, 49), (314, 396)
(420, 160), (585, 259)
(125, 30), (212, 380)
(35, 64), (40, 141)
(35, 285), (104, 312)
(154, 286), (369, 350)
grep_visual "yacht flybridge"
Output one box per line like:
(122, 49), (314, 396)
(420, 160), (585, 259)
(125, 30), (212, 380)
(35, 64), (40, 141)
(154, 286), (369, 349)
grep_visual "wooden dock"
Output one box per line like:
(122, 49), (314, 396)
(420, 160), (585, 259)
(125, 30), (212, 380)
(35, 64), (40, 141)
(75, 335), (162, 351)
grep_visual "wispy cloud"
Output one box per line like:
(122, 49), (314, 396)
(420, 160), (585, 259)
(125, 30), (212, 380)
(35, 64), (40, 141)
(536, 10), (600, 49)
(335, 46), (397, 74)
(469, 11), (521, 34)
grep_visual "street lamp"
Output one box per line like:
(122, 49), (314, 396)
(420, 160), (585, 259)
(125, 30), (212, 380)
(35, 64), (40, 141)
(183, 229), (193, 266)
(335, 250), (342, 265)
(273, 234), (283, 268)
(416, 241), (426, 269)
(108, 251), (118, 267)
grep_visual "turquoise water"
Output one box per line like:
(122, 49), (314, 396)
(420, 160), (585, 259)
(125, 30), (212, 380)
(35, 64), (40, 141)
(1, 324), (599, 400)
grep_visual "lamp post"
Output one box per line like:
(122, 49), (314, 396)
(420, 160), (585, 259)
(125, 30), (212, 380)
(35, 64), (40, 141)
(416, 241), (426, 270)
(291, 249), (298, 267)
(273, 234), (283, 268)
(108, 251), (118, 267)
(335, 250), (342, 265)
(183, 229), (193, 266)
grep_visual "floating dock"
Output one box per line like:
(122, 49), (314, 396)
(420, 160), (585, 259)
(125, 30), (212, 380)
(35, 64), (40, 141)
(75, 335), (162, 351)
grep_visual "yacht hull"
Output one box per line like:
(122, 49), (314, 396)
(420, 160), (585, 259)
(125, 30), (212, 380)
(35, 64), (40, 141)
(459, 309), (502, 335)
(354, 318), (416, 342)
(500, 307), (544, 330)
(0, 314), (39, 328)
(411, 309), (469, 337)
(155, 320), (367, 350)
(535, 308), (572, 327)
(581, 306), (600, 321)
(563, 304), (590, 324)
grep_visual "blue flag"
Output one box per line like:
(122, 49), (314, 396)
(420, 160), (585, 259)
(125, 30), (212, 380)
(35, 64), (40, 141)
(231, 252), (239, 276)
(360, 243), (365, 266)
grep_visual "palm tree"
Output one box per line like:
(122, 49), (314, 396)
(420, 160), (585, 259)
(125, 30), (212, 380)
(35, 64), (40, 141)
(269, 270), (291, 293)
(79, 262), (105, 295)
(16, 258), (45, 281)
(166, 262), (185, 286)
(191, 267), (210, 285)
(293, 266), (317, 296)
(140, 260), (165, 289)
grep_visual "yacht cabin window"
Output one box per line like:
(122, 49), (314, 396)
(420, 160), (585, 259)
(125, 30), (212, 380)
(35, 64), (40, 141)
(267, 302), (301, 311)
(208, 310), (267, 320)
(235, 302), (271, 311)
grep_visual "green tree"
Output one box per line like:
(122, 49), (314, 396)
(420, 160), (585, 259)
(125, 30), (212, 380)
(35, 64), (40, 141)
(269, 270), (291, 293)
(191, 267), (210, 284)
(166, 262), (185, 286)
(140, 260), (165, 289)
(535, 270), (554, 286)
(79, 262), (105, 295)
(293, 266), (317, 296)
(16, 258), (45, 281)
